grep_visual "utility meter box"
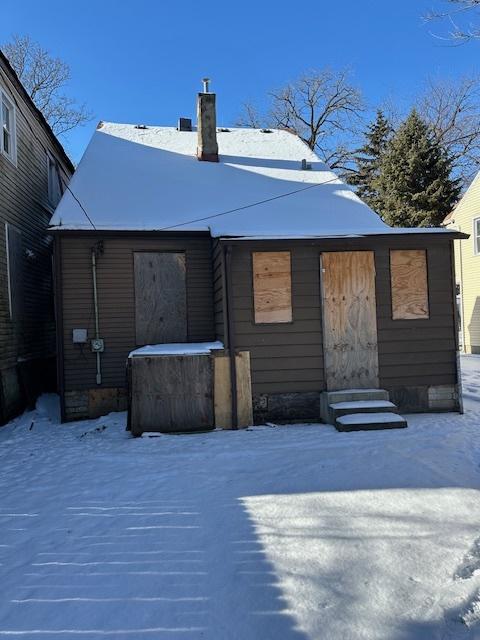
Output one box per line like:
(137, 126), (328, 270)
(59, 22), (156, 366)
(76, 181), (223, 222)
(72, 329), (88, 344)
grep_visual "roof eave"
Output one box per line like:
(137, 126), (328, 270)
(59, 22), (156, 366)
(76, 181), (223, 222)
(217, 230), (469, 243)
(0, 51), (75, 174)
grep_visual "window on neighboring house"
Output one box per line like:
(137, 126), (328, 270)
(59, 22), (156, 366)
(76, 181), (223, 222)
(474, 217), (480, 255)
(47, 153), (63, 207)
(390, 249), (430, 320)
(1, 89), (17, 164)
(252, 251), (292, 323)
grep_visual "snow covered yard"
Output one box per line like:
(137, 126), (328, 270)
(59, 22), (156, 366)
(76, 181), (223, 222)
(0, 359), (480, 639)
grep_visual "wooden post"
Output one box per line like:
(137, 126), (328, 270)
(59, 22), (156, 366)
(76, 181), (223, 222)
(224, 245), (238, 429)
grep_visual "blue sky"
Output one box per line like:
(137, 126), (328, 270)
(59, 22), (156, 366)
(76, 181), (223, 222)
(2, 0), (477, 163)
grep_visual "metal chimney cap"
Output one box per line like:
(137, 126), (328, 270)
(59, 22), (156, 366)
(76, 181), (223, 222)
(202, 77), (211, 93)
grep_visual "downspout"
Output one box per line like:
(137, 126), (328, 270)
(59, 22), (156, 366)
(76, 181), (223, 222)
(450, 238), (464, 414)
(224, 244), (238, 429)
(91, 242), (103, 385)
(53, 235), (66, 422)
(458, 226), (466, 353)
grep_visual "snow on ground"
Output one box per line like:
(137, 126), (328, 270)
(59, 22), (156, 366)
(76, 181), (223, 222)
(0, 358), (480, 639)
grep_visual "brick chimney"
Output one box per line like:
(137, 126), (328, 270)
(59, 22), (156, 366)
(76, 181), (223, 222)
(196, 78), (219, 162)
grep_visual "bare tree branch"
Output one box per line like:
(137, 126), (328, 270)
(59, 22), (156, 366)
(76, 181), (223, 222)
(417, 75), (480, 185)
(424, 1), (480, 41)
(237, 69), (364, 172)
(2, 34), (92, 136)
(236, 101), (264, 128)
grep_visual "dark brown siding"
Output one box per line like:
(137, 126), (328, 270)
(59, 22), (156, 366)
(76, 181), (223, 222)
(212, 239), (226, 343)
(60, 234), (215, 392)
(375, 244), (457, 388)
(0, 58), (72, 420)
(231, 246), (324, 395)
(0, 96), (69, 370)
(228, 235), (457, 396)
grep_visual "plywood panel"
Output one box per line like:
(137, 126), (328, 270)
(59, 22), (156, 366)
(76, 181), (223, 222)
(390, 250), (429, 320)
(134, 252), (187, 345)
(321, 251), (379, 390)
(214, 352), (253, 429)
(130, 355), (213, 434)
(253, 252), (292, 323)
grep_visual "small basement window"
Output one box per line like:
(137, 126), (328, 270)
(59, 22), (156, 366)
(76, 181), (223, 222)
(474, 217), (480, 255)
(1, 89), (17, 164)
(390, 249), (429, 320)
(252, 251), (292, 323)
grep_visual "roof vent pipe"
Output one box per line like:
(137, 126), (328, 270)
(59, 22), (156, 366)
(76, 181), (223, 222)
(197, 78), (219, 162)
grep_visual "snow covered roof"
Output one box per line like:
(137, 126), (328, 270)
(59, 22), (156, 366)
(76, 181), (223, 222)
(129, 341), (224, 358)
(50, 122), (460, 239)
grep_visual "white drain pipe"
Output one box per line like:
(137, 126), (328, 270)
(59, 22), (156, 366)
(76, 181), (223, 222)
(91, 245), (102, 385)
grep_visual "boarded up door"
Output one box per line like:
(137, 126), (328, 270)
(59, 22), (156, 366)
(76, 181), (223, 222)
(130, 355), (213, 434)
(134, 252), (187, 345)
(321, 251), (379, 390)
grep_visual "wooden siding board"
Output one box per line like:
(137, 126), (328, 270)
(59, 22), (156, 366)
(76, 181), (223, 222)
(212, 239), (226, 343)
(0, 64), (72, 372)
(61, 231), (457, 398)
(230, 238), (457, 396)
(61, 236), (215, 391)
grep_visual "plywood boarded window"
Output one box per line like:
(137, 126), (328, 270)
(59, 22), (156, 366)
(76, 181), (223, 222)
(134, 252), (187, 345)
(390, 249), (429, 320)
(252, 251), (292, 323)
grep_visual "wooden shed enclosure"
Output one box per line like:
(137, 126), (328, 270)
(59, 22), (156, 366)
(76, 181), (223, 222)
(128, 353), (213, 435)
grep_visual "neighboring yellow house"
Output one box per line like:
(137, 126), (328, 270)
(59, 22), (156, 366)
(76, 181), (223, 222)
(444, 171), (480, 354)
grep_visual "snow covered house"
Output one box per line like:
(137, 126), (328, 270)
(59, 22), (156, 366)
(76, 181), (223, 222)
(49, 87), (466, 431)
(0, 51), (73, 424)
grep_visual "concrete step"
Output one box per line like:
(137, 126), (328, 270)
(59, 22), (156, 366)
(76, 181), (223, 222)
(335, 412), (408, 432)
(320, 389), (390, 423)
(329, 400), (398, 423)
(327, 389), (390, 403)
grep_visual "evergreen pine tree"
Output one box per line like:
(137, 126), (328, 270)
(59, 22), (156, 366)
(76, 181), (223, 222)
(349, 110), (393, 210)
(375, 110), (461, 227)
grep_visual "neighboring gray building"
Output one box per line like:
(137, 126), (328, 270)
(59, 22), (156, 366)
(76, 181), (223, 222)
(0, 51), (73, 423)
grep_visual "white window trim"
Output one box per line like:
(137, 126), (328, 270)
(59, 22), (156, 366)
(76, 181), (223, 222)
(0, 87), (17, 166)
(474, 217), (480, 256)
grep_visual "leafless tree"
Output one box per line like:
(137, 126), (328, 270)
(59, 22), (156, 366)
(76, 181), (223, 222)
(236, 101), (263, 129)
(237, 69), (364, 171)
(425, 1), (480, 41)
(2, 34), (92, 136)
(417, 76), (480, 185)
